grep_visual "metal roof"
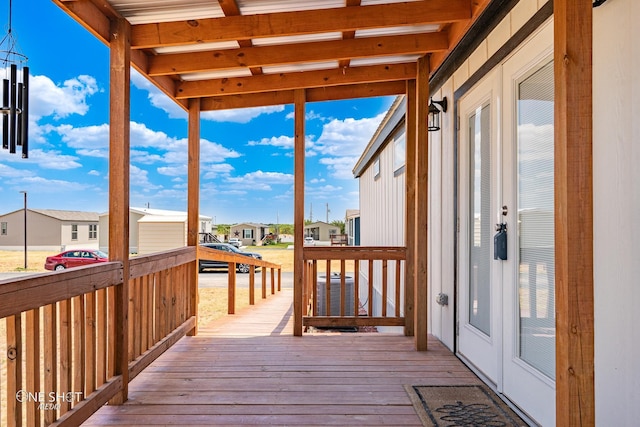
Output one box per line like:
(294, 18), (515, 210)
(53, 0), (490, 111)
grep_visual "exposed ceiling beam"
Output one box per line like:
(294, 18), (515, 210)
(200, 81), (406, 111)
(339, 0), (362, 69)
(176, 63), (416, 98)
(217, 0), (263, 75)
(130, 0), (471, 48)
(148, 32), (448, 76)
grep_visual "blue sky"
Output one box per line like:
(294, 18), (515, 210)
(0, 0), (394, 224)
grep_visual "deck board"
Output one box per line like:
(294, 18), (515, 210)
(83, 289), (481, 426)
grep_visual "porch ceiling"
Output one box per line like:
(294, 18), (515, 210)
(53, 0), (490, 111)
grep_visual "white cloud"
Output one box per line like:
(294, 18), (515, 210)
(27, 149), (83, 170)
(314, 113), (385, 179)
(26, 73), (99, 120)
(157, 165), (186, 177)
(88, 170), (101, 176)
(319, 156), (361, 180)
(131, 69), (285, 123)
(225, 170), (294, 190)
(203, 163), (234, 179)
(130, 165), (162, 190)
(309, 178), (325, 184)
(248, 135), (294, 148)
(201, 105), (285, 124)
(0, 162), (33, 178)
(285, 110), (326, 121)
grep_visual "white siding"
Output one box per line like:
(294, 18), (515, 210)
(593, 0), (640, 423)
(137, 222), (186, 255)
(359, 126), (405, 320)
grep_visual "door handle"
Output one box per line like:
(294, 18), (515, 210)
(494, 223), (507, 260)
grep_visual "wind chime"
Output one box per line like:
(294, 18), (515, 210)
(1, 0), (29, 158)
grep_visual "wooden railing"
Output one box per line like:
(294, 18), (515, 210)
(302, 246), (406, 330)
(198, 246), (282, 314)
(0, 246), (282, 426)
(0, 247), (196, 427)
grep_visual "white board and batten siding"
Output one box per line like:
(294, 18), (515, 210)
(592, 0), (640, 423)
(358, 121), (406, 326)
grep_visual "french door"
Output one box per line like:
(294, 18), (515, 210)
(457, 21), (556, 426)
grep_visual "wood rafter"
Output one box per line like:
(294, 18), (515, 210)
(148, 32), (448, 76)
(130, 0), (471, 48)
(217, 0), (263, 75)
(176, 63), (417, 98)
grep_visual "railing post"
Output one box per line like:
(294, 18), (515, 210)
(262, 266), (267, 299)
(228, 263), (236, 314)
(250, 265), (255, 305)
(271, 268), (275, 295)
(187, 98), (201, 336)
(293, 89), (306, 336)
(109, 16), (131, 402)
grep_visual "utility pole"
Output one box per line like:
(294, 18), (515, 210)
(326, 203), (330, 223)
(309, 203), (313, 222)
(19, 191), (27, 269)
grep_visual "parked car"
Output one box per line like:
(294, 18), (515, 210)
(44, 249), (109, 271)
(228, 237), (242, 248)
(199, 243), (262, 273)
(304, 236), (315, 245)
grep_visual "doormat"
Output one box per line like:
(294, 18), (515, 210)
(404, 385), (528, 426)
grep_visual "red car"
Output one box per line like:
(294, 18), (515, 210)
(44, 249), (109, 271)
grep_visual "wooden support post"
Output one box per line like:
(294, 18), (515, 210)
(262, 266), (267, 299)
(554, 1), (594, 425)
(228, 263), (236, 314)
(293, 89), (306, 336)
(187, 98), (201, 336)
(404, 79), (417, 336)
(109, 16), (131, 404)
(415, 56), (429, 351)
(250, 265), (255, 305)
(271, 268), (275, 295)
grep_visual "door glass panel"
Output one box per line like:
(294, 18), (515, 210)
(517, 61), (555, 379)
(469, 104), (491, 335)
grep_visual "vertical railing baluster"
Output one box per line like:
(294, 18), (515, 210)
(382, 260), (388, 317)
(396, 260), (402, 317)
(96, 289), (107, 386)
(140, 275), (149, 354)
(73, 295), (86, 404)
(44, 303), (57, 425)
(368, 260), (374, 317)
(6, 314), (22, 427)
(354, 260), (360, 317)
(26, 308), (40, 426)
(312, 261), (318, 316)
(59, 298), (73, 414)
(340, 259), (346, 317)
(85, 293), (96, 394)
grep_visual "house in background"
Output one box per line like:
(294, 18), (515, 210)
(303, 221), (339, 243)
(229, 222), (270, 246)
(0, 209), (99, 251)
(99, 207), (212, 255)
(345, 210), (360, 246)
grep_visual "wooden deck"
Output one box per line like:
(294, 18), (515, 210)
(83, 289), (481, 426)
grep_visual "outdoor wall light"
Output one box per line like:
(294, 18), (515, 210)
(428, 97), (448, 132)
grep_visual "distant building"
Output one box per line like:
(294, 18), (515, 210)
(229, 223), (271, 246)
(303, 221), (340, 242)
(345, 209), (360, 246)
(0, 209), (100, 251)
(99, 207), (212, 255)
